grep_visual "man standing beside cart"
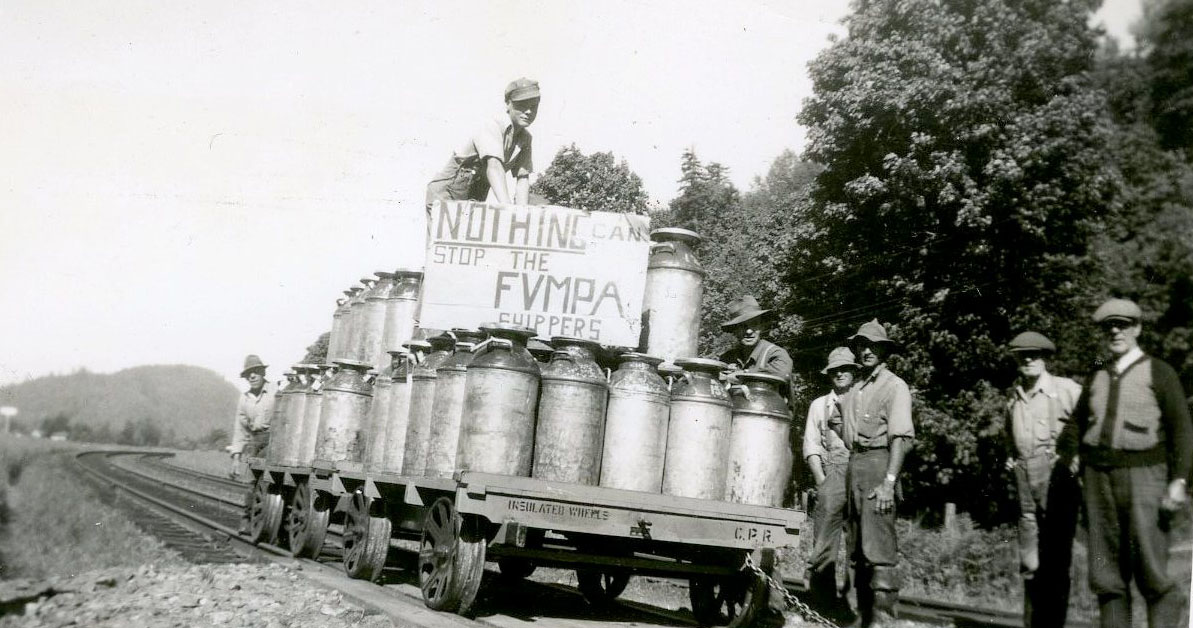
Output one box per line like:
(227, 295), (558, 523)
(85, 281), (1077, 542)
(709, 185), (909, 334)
(425, 77), (540, 221)
(228, 354), (275, 479)
(840, 320), (914, 628)
(803, 347), (861, 623)
(1003, 331), (1082, 628)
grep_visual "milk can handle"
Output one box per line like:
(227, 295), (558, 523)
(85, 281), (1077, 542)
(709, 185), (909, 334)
(683, 372), (696, 387)
(605, 367), (613, 383)
(477, 338), (512, 355)
(551, 350), (575, 363)
(729, 384), (751, 401)
(650, 242), (676, 255)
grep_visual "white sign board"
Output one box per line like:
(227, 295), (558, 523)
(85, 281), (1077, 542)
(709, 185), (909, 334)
(422, 201), (650, 346)
(0, 406), (16, 417)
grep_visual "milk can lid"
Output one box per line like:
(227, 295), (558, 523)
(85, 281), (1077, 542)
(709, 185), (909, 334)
(649, 227), (703, 246)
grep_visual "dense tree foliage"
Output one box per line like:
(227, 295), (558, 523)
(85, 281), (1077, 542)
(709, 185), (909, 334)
(1137, 0), (1193, 153)
(301, 331), (330, 366)
(530, 144), (651, 214)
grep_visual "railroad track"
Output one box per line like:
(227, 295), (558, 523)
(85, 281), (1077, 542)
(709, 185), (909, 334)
(77, 449), (1063, 628)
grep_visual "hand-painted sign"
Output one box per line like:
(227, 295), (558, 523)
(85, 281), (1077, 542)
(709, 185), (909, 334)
(422, 201), (650, 346)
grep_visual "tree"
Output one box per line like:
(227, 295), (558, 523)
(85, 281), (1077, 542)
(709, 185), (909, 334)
(793, 0), (1116, 520)
(530, 144), (651, 214)
(1136, 0), (1193, 153)
(302, 332), (330, 365)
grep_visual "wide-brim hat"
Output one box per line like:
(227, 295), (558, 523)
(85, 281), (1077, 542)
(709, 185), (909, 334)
(848, 319), (898, 347)
(821, 347), (860, 374)
(720, 295), (773, 330)
(240, 354), (268, 377)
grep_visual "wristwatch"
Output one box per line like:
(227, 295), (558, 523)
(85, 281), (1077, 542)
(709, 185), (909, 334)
(884, 473), (897, 484)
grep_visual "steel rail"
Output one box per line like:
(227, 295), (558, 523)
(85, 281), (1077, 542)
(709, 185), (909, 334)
(84, 449), (1076, 628)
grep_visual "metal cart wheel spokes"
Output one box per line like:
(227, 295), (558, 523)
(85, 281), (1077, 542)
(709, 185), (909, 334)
(248, 477), (284, 545)
(287, 480), (329, 558)
(576, 569), (631, 606)
(689, 572), (767, 628)
(342, 491), (392, 582)
(419, 497), (486, 615)
(497, 557), (537, 580)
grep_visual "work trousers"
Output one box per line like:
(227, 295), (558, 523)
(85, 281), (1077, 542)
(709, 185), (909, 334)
(244, 430), (269, 458)
(807, 461), (849, 605)
(1013, 453), (1079, 628)
(846, 448), (899, 625)
(1084, 463), (1183, 628)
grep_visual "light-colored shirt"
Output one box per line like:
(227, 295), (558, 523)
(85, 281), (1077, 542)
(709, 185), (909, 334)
(1006, 371), (1082, 459)
(1114, 346), (1144, 374)
(426, 115), (533, 206)
(230, 381), (276, 454)
(804, 391), (850, 465)
(841, 364), (914, 449)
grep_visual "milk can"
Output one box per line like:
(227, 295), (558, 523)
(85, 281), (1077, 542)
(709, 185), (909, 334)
(328, 296), (348, 362)
(532, 337), (608, 485)
(347, 278), (375, 362)
(276, 365), (315, 466)
(598, 353), (670, 493)
(266, 371), (299, 464)
(424, 335), (483, 478)
(400, 334), (456, 476)
(640, 228), (705, 366)
(663, 358), (732, 500)
(295, 364), (332, 467)
(457, 324), (540, 476)
(381, 269), (422, 359)
(359, 272), (393, 371)
(725, 372), (793, 507)
(363, 364), (393, 472)
(314, 359), (373, 466)
(280, 365), (316, 466)
(381, 348), (414, 473)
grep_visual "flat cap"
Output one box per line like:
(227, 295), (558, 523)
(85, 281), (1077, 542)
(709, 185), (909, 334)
(1008, 331), (1056, 353)
(504, 77), (540, 102)
(1092, 298), (1142, 323)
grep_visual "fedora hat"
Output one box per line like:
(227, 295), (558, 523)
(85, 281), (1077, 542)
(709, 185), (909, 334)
(848, 319), (898, 347)
(821, 347), (861, 374)
(720, 295), (773, 330)
(240, 354), (268, 378)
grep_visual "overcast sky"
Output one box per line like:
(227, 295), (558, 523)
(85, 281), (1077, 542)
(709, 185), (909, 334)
(0, 0), (1145, 393)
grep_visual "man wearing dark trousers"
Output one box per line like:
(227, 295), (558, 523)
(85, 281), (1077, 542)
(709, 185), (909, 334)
(1060, 298), (1193, 628)
(840, 320), (914, 628)
(803, 347), (860, 623)
(1003, 331), (1082, 628)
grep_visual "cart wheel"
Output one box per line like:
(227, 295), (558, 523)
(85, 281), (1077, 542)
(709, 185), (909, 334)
(248, 477), (284, 545)
(343, 492), (392, 582)
(689, 572), (767, 627)
(497, 557), (536, 580)
(419, 497), (486, 615)
(287, 480), (329, 558)
(577, 570), (630, 606)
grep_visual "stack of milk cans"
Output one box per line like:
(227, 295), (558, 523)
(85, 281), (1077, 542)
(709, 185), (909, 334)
(271, 228), (793, 508)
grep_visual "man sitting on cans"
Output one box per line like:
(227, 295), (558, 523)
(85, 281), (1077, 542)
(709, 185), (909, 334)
(803, 347), (861, 623)
(425, 78), (540, 217)
(228, 354), (276, 479)
(1003, 331), (1082, 628)
(718, 295), (793, 379)
(840, 319), (914, 628)
(1059, 298), (1193, 628)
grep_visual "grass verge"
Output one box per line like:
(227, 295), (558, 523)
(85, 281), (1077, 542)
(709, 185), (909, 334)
(0, 437), (182, 580)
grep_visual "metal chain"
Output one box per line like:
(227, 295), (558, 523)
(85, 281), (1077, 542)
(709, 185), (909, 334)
(743, 555), (840, 628)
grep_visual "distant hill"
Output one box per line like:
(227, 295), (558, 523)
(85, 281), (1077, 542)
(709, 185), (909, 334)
(0, 365), (240, 445)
